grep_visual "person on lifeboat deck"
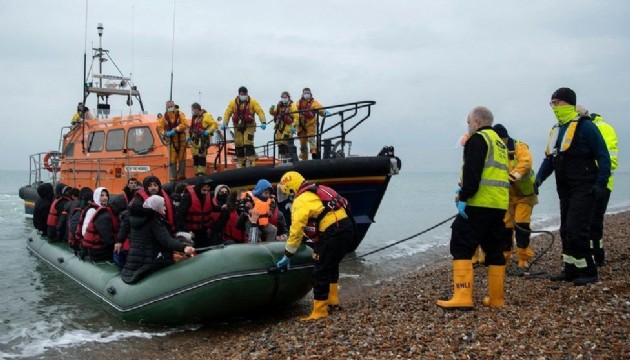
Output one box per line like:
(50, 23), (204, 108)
(80, 187), (122, 262)
(157, 100), (189, 181)
(276, 171), (355, 321)
(296, 88), (330, 160)
(269, 91), (299, 159)
(221, 86), (267, 168)
(238, 179), (277, 243)
(121, 195), (195, 284)
(188, 102), (218, 176)
(71, 102), (94, 125)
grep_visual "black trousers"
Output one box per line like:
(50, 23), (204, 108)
(558, 185), (596, 271)
(589, 188), (610, 264)
(450, 206), (506, 265)
(311, 217), (355, 301)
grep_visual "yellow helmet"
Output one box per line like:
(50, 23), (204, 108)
(278, 171), (305, 196)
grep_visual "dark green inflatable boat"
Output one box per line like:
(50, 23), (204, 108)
(26, 231), (315, 325)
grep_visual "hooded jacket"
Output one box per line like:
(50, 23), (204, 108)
(33, 183), (54, 233)
(82, 187), (118, 261)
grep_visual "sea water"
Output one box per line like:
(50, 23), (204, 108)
(1, 169), (629, 358)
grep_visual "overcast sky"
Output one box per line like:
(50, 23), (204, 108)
(0, 0), (628, 172)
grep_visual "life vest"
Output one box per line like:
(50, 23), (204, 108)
(165, 111), (181, 131)
(223, 209), (247, 243)
(243, 191), (271, 227)
(72, 204), (98, 247)
(466, 129), (510, 210)
(190, 111), (207, 135)
(544, 117), (583, 157)
(136, 189), (175, 230)
(67, 206), (85, 247)
(184, 185), (213, 231)
(268, 206), (279, 227)
(296, 183), (349, 240)
(298, 99), (316, 120)
(46, 196), (71, 227)
(82, 206), (119, 249)
(275, 102), (294, 125)
(508, 139), (536, 196)
(208, 198), (224, 227)
(231, 97), (255, 124)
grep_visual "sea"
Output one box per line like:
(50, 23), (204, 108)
(1, 169), (629, 359)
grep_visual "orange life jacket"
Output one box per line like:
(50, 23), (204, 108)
(296, 183), (348, 240)
(82, 206), (119, 249)
(243, 191), (271, 227)
(46, 196), (71, 227)
(298, 98), (316, 120)
(136, 189), (175, 230)
(72, 203), (97, 247)
(184, 185), (213, 231)
(231, 97), (255, 124)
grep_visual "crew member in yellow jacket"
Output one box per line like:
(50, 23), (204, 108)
(188, 102), (218, 176)
(157, 100), (189, 181)
(577, 105), (618, 267)
(221, 86), (267, 168)
(296, 88), (329, 160)
(269, 91), (299, 159)
(275, 171), (355, 321)
(493, 124), (539, 272)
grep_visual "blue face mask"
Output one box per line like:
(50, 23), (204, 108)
(303, 93), (311, 99)
(257, 195), (269, 201)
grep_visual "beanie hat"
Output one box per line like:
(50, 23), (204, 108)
(551, 87), (576, 106)
(492, 124), (509, 139)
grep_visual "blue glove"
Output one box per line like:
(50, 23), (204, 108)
(456, 201), (468, 219)
(185, 137), (190, 143)
(324, 110), (331, 116)
(276, 255), (290, 269)
(270, 105), (275, 111)
(220, 125), (227, 131)
(203, 130), (209, 136)
(290, 126), (296, 134)
(260, 123), (267, 130)
(455, 187), (461, 194)
(166, 129), (176, 137)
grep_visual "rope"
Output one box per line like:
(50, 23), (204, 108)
(342, 215), (457, 263)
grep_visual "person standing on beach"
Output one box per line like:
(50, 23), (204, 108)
(576, 105), (618, 267)
(275, 171), (355, 320)
(437, 106), (509, 309)
(535, 88), (610, 286)
(492, 124), (539, 272)
(158, 100), (189, 181)
(221, 86), (267, 168)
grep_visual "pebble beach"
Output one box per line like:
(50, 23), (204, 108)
(55, 211), (630, 359)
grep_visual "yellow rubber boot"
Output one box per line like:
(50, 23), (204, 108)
(483, 265), (506, 308)
(478, 248), (486, 265)
(301, 300), (329, 321)
(328, 283), (339, 307)
(436, 260), (474, 309)
(503, 251), (512, 266)
(516, 247), (534, 269)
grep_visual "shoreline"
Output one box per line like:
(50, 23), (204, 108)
(51, 211), (630, 359)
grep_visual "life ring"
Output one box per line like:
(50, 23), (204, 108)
(43, 152), (61, 172)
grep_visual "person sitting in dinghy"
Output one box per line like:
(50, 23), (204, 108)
(121, 195), (195, 284)
(81, 187), (119, 262)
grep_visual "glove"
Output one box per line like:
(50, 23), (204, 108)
(276, 255), (290, 269)
(590, 185), (607, 200)
(534, 179), (541, 195)
(260, 123), (267, 130)
(203, 130), (209, 136)
(324, 110), (331, 116)
(456, 201), (468, 219)
(270, 105), (275, 111)
(290, 126), (296, 134)
(455, 187), (461, 194)
(166, 129), (176, 137)
(220, 125), (227, 131)
(185, 137), (190, 143)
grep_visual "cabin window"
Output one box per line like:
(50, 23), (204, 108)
(87, 131), (105, 152)
(127, 126), (154, 154)
(106, 129), (125, 151)
(64, 143), (75, 158)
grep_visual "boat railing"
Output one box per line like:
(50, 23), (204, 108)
(28, 152), (59, 189)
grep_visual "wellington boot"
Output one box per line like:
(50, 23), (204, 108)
(300, 300), (329, 321)
(436, 260), (474, 309)
(516, 247), (533, 269)
(328, 283), (340, 307)
(483, 265), (506, 308)
(503, 251), (512, 266)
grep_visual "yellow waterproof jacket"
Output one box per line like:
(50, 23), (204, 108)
(270, 102), (299, 127)
(297, 98), (325, 121)
(285, 191), (347, 255)
(222, 97), (266, 126)
(157, 111), (188, 136)
(508, 140), (537, 199)
(593, 115), (618, 190)
(191, 111), (218, 134)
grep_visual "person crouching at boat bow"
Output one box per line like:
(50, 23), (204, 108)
(270, 91), (299, 160)
(81, 187), (119, 262)
(121, 195), (195, 284)
(188, 102), (218, 176)
(276, 171), (355, 321)
(158, 100), (189, 181)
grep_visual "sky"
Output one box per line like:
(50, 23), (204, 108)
(0, 0), (628, 172)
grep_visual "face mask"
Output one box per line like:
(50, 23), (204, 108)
(552, 105), (579, 125)
(167, 107), (175, 112)
(257, 195), (269, 201)
(281, 97), (288, 104)
(216, 193), (228, 204)
(239, 95), (247, 102)
(303, 93), (311, 99)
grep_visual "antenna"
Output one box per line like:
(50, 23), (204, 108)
(169, 0), (176, 101)
(130, 5), (135, 116)
(81, 0), (89, 154)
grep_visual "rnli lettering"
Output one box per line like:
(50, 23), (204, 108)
(455, 282), (471, 289)
(124, 166), (151, 173)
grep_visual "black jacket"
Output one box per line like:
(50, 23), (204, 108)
(55, 198), (76, 243)
(33, 183), (54, 234)
(86, 208), (116, 262)
(121, 206), (185, 284)
(47, 197), (70, 241)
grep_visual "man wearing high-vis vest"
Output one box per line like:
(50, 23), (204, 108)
(576, 105), (618, 267)
(536, 88), (610, 286)
(492, 124), (539, 272)
(437, 106), (510, 310)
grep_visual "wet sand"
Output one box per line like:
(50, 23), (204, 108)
(54, 211), (630, 359)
